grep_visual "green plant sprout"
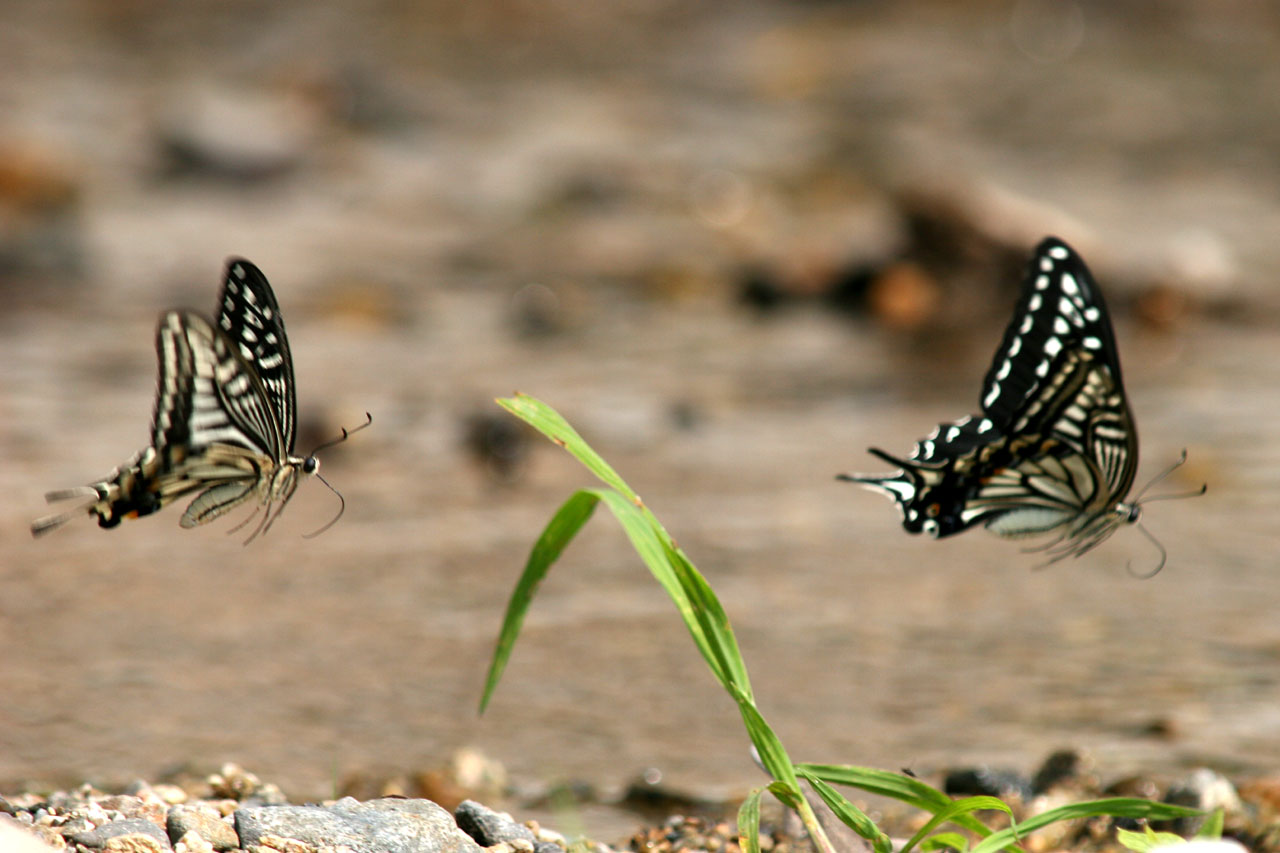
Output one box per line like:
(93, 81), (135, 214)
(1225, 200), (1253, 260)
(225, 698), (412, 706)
(479, 393), (1201, 852)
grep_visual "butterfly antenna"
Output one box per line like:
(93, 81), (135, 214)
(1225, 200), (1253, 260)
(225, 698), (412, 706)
(308, 412), (373, 457)
(1136, 483), (1208, 504)
(1127, 521), (1168, 579)
(302, 472), (345, 539)
(1132, 448), (1193, 502)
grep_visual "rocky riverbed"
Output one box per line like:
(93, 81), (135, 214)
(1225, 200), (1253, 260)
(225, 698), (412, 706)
(3, 755), (1279, 852)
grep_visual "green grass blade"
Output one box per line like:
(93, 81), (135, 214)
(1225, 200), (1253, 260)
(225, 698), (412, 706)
(800, 772), (893, 853)
(767, 780), (803, 810)
(663, 541), (752, 699)
(920, 832), (970, 852)
(497, 394), (639, 502)
(1196, 808), (1224, 840)
(592, 489), (730, 686)
(1115, 825), (1187, 852)
(969, 799), (1202, 853)
(738, 787), (764, 853)
(729, 682), (798, 790)
(901, 797), (1012, 853)
(478, 489), (600, 714)
(796, 764), (993, 838)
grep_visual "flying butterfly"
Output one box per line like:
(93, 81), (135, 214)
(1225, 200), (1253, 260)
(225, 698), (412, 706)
(840, 237), (1203, 572)
(33, 259), (370, 541)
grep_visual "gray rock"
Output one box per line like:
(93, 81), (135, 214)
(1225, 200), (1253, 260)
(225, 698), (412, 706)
(235, 797), (483, 853)
(453, 800), (561, 853)
(68, 817), (171, 849)
(1161, 768), (1244, 836)
(166, 805), (238, 851)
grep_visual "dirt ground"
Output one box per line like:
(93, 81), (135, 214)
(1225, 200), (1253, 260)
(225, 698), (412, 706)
(2, 0), (1278, 841)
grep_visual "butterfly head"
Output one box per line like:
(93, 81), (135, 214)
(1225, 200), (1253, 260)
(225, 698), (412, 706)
(302, 455), (320, 476)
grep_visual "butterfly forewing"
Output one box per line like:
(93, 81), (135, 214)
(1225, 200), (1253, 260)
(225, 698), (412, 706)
(217, 259), (297, 454)
(978, 238), (1127, 431)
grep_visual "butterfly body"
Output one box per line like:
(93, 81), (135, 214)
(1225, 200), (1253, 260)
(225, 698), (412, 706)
(844, 237), (1154, 564)
(33, 259), (322, 539)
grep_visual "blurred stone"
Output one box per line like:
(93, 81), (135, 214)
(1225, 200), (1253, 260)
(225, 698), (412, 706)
(943, 766), (1033, 803)
(316, 276), (410, 331)
(155, 88), (319, 182)
(738, 266), (793, 314)
(1134, 284), (1195, 331)
(866, 261), (941, 331)
(1160, 768), (1244, 837)
(1030, 749), (1094, 795)
(0, 139), (87, 281)
(205, 765), (286, 806)
(1, 816), (63, 851)
(463, 411), (532, 483)
(1237, 774), (1280, 812)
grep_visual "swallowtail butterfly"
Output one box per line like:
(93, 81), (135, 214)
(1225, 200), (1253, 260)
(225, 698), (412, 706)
(33, 259), (368, 540)
(841, 237), (1200, 569)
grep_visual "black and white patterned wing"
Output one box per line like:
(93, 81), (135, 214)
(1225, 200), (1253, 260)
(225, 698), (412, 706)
(215, 259), (297, 455)
(32, 310), (276, 536)
(978, 237), (1127, 433)
(846, 237), (1139, 544)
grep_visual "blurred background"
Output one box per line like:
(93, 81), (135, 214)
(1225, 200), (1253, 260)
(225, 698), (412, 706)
(1, 0), (1276, 840)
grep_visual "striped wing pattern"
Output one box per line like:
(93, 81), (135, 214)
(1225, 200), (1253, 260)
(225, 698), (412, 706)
(32, 259), (316, 539)
(846, 237), (1140, 561)
(217, 259), (297, 454)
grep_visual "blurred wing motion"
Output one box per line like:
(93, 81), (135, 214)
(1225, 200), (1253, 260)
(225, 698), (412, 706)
(841, 237), (1155, 564)
(33, 259), (321, 540)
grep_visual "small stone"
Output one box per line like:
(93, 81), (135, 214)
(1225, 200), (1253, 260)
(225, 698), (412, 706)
(103, 836), (168, 853)
(1, 817), (66, 853)
(68, 818), (171, 850)
(236, 798), (483, 853)
(174, 831), (214, 853)
(452, 801), (558, 853)
(252, 836), (319, 853)
(1030, 749), (1094, 794)
(1161, 768), (1244, 836)
(943, 766), (1033, 803)
(167, 805), (239, 851)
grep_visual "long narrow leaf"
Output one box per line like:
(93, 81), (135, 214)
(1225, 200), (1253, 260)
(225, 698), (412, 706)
(737, 787), (765, 853)
(590, 489), (733, 686)
(664, 542), (752, 699)
(497, 394), (639, 502)
(970, 799), (1203, 853)
(801, 772), (893, 853)
(796, 764), (993, 839)
(920, 832), (970, 852)
(901, 797), (1012, 853)
(729, 683), (798, 791)
(479, 489), (601, 713)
